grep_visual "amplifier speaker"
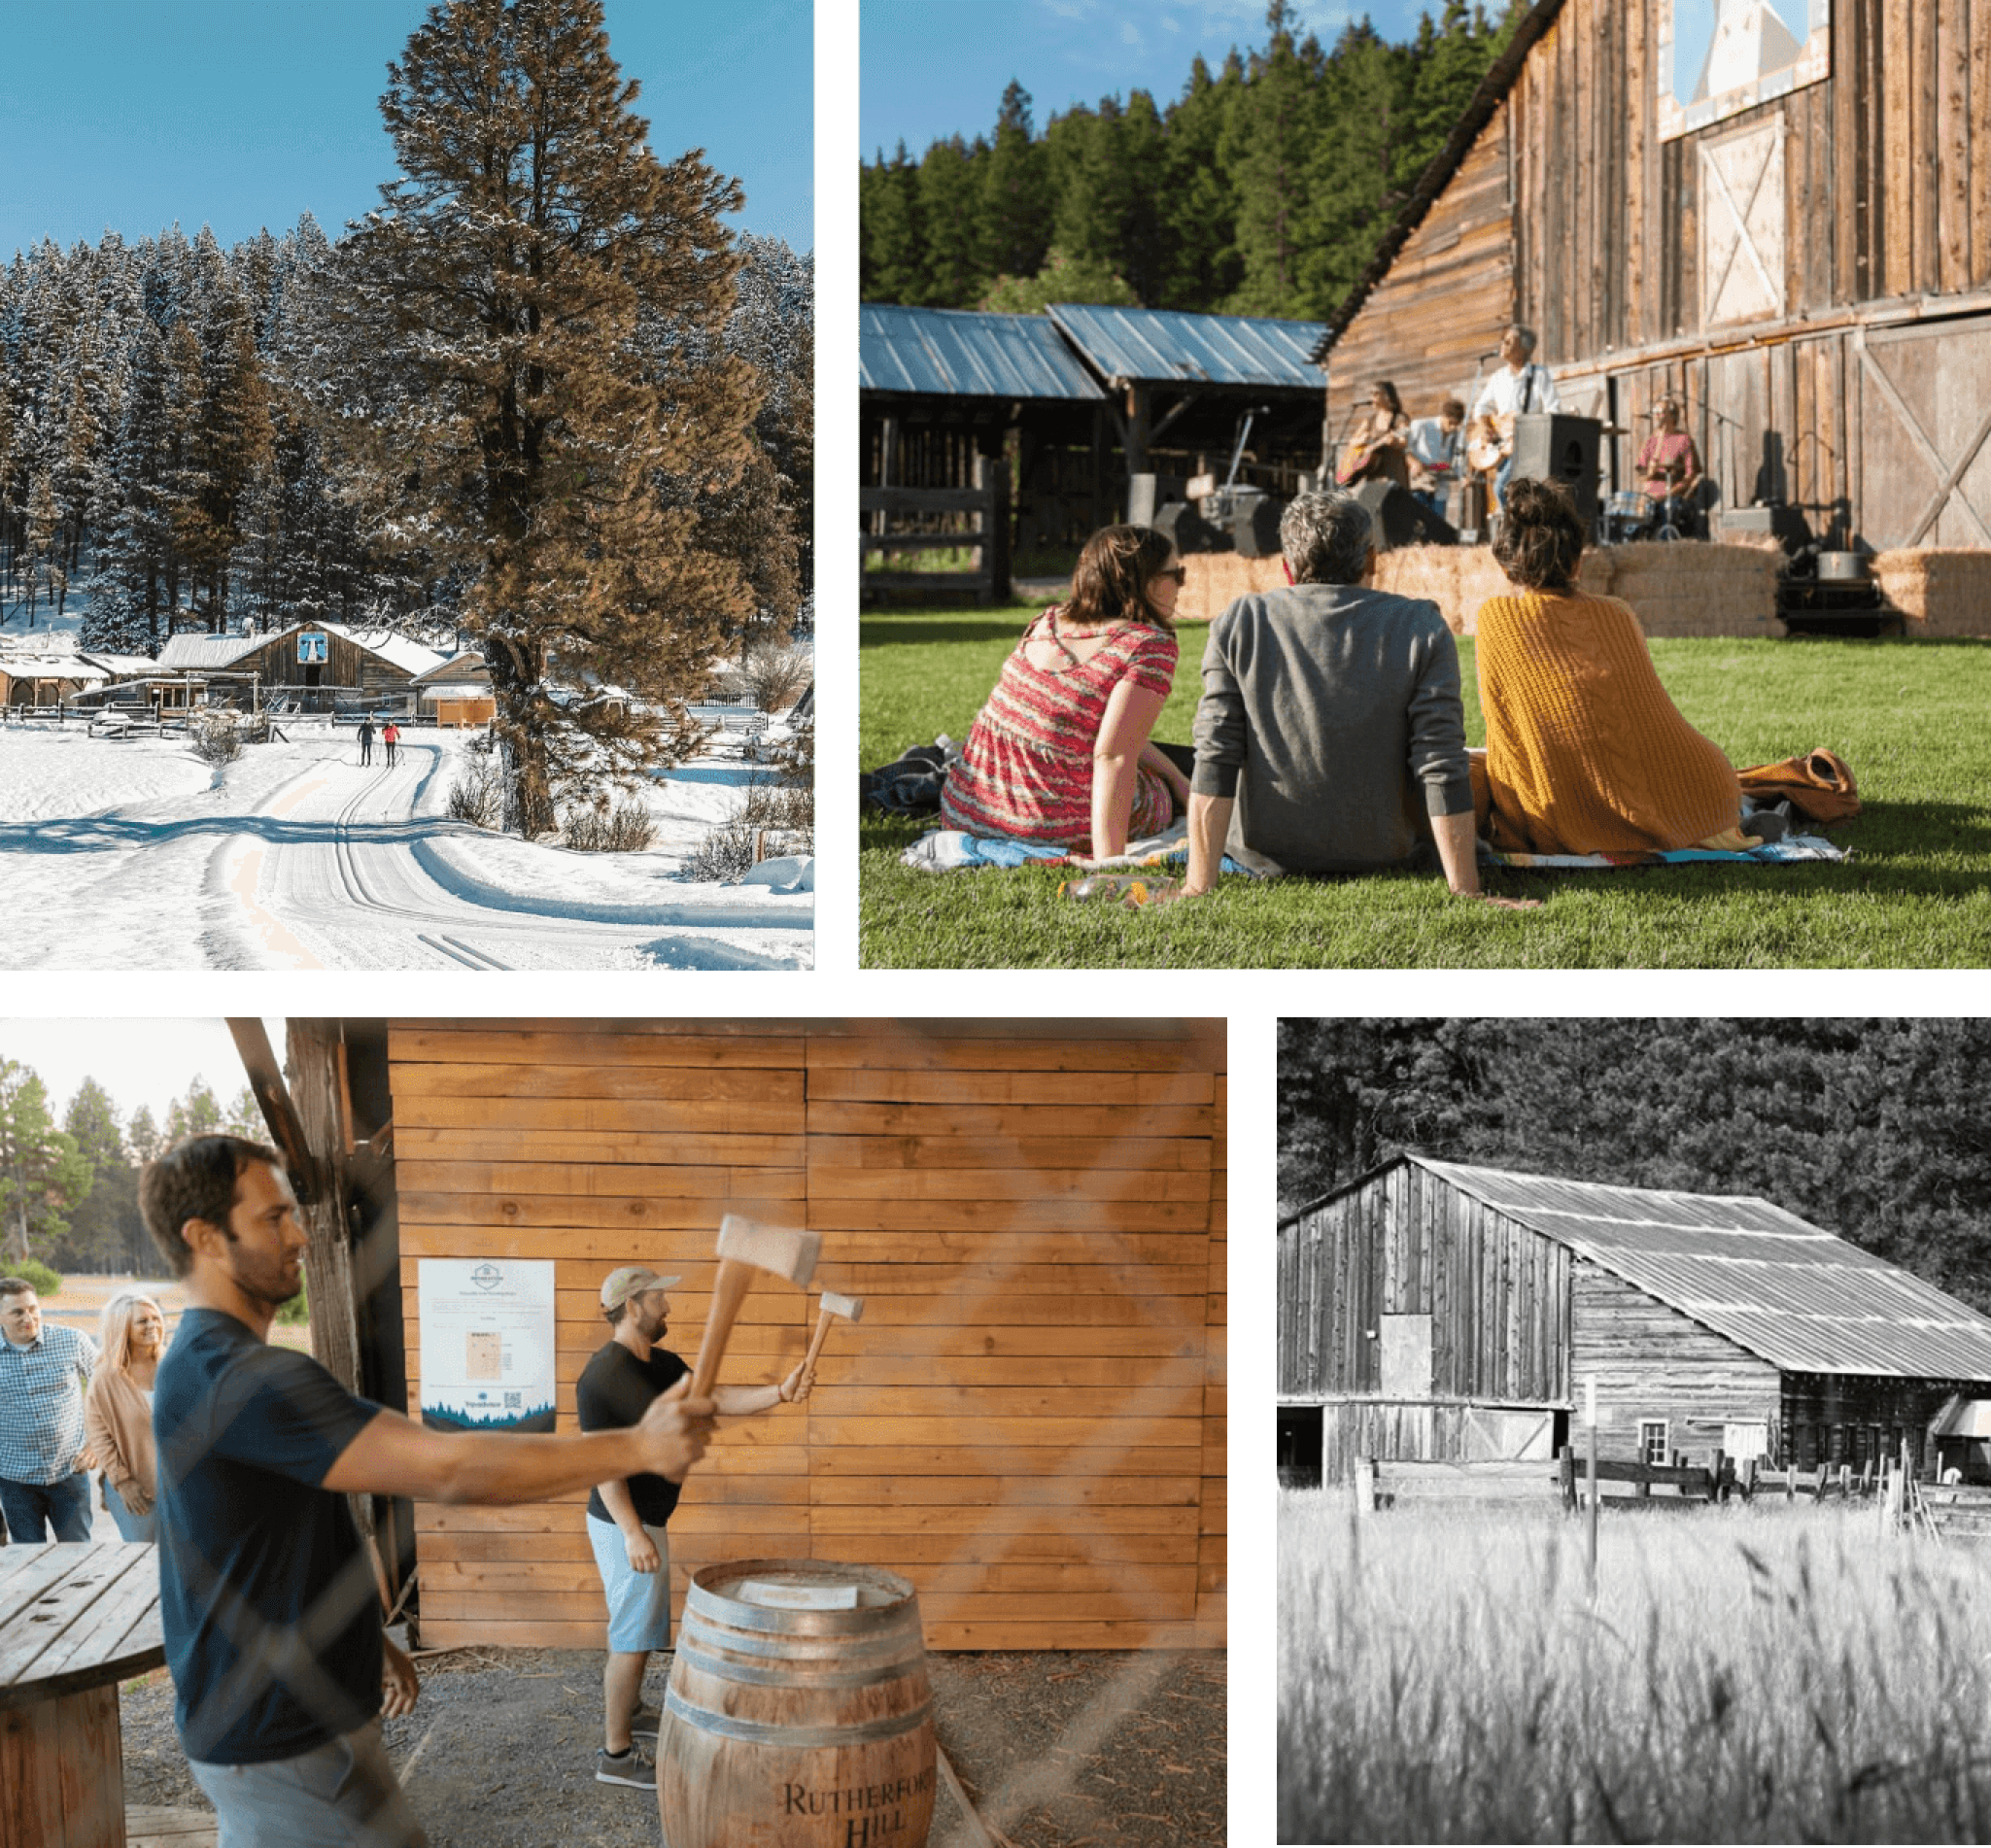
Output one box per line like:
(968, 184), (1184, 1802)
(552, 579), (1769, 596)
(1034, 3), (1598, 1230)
(1231, 492), (1285, 559)
(1509, 413), (1600, 530)
(1353, 479), (1458, 551)
(1152, 499), (1231, 555)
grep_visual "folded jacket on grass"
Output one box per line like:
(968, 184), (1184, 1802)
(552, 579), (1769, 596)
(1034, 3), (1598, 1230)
(902, 819), (1255, 876)
(1480, 834), (1848, 872)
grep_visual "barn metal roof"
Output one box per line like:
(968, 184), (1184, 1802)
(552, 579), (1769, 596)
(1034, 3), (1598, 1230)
(1417, 1156), (1991, 1382)
(155, 634), (260, 670)
(156, 623), (443, 678)
(859, 303), (1106, 401)
(1047, 302), (1329, 391)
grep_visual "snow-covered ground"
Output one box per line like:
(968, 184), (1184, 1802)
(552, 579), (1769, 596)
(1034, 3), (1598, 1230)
(0, 715), (812, 970)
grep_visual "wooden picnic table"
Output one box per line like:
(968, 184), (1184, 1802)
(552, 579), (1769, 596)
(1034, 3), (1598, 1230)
(0, 1541), (166, 1848)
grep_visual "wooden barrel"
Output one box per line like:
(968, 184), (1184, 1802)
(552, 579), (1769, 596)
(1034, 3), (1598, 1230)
(658, 1558), (936, 1848)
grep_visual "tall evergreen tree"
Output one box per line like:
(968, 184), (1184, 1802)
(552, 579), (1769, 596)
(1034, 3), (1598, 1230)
(0, 1060), (92, 1266)
(56, 1078), (135, 1275)
(980, 82), (1052, 285)
(327, 0), (760, 836)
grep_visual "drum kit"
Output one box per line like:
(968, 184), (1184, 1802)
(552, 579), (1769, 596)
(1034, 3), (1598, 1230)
(1602, 486), (1687, 544)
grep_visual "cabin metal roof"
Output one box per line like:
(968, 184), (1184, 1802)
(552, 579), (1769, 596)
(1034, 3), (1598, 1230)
(1047, 302), (1328, 391)
(859, 303), (1106, 401)
(156, 623), (443, 678)
(1415, 1156), (1991, 1382)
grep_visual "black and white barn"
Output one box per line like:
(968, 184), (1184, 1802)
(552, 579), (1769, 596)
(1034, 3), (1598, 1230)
(1278, 1153), (1991, 1488)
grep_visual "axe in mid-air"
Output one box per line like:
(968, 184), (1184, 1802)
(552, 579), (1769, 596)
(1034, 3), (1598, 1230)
(800, 1290), (866, 1378)
(687, 1214), (821, 1400)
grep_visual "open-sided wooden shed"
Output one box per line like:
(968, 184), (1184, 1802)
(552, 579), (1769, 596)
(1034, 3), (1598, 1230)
(279, 1018), (1225, 1654)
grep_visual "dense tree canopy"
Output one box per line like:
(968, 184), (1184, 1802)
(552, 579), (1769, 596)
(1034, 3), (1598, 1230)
(0, 1059), (91, 1266)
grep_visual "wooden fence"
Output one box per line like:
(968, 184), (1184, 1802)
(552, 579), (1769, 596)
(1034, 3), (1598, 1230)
(860, 461), (1012, 605)
(1346, 1449), (1892, 1513)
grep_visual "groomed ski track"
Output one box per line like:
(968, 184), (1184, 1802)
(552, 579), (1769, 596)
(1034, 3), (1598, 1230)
(212, 733), (816, 968)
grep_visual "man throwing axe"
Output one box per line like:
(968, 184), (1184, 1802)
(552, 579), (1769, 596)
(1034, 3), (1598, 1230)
(582, 1265), (814, 1792)
(139, 1138), (716, 1848)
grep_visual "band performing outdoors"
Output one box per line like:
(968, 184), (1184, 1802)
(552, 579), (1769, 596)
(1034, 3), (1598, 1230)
(892, 303), (1859, 899)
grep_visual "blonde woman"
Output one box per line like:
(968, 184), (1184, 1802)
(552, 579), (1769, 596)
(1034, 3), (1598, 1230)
(85, 1292), (166, 1541)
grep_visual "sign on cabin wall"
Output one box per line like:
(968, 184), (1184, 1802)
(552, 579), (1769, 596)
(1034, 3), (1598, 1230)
(297, 631), (328, 664)
(1658, 0), (1830, 141)
(418, 1258), (558, 1432)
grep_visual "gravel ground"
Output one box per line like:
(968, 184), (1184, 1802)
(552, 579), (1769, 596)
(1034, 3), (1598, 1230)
(120, 1646), (1225, 1846)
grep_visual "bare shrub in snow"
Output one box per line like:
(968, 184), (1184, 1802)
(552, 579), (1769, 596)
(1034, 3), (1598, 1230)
(189, 711), (244, 764)
(738, 639), (811, 714)
(680, 820), (760, 883)
(564, 799), (657, 853)
(447, 757), (502, 827)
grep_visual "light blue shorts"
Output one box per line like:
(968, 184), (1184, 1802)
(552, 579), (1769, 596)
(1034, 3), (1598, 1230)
(188, 1719), (426, 1848)
(586, 1512), (672, 1653)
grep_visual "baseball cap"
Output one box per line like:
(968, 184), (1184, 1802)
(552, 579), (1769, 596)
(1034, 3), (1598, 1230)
(600, 1265), (682, 1310)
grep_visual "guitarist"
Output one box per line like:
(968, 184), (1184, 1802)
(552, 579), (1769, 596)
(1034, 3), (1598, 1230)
(1335, 381), (1411, 490)
(1468, 325), (1561, 508)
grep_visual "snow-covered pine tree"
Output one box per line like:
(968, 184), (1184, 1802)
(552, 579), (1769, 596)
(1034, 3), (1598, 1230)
(328, 0), (760, 837)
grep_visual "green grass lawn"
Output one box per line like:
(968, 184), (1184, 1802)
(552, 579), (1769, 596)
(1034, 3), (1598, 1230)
(860, 599), (1991, 968)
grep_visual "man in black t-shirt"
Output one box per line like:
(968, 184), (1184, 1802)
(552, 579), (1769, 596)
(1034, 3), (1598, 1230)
(580, 1264), (811, 1791)
(141, 1140), (716, 1848)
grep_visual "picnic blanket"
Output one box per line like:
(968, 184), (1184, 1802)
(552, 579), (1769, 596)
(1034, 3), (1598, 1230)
(902, 818), (1257, 877)
(1479, 833), (1848, 872)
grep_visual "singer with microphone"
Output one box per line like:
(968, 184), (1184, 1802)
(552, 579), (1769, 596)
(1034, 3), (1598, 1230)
(1468, 325), (1560, 508)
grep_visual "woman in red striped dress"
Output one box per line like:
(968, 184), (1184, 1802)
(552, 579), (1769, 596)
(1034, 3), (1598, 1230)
(940, 526), (1191, 855)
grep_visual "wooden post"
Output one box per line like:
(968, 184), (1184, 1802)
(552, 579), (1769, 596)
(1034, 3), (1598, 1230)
(1709, 1449), (1727, 1505)
(1743, 1455), (1760, 1502)
(1586, 1380), (1599, 1597)
(1559, 1443), (1576, 1512)
(1354, 1456), (1378, 1520)
(984, 457), (1012, 605)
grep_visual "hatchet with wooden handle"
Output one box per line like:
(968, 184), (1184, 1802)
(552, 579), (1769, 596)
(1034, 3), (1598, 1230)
(801, 1291), (866, 1376)
(688, 1214), (821, 1401)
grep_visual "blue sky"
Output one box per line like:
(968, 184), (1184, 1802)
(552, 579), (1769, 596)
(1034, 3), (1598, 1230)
(861, 0), (1463, 157)
(1, 0), (812, 260)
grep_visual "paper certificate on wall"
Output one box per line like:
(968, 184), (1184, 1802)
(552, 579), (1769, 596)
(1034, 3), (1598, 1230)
(418, 1259), (557, 1432)
(1658, 0), (1830, 141)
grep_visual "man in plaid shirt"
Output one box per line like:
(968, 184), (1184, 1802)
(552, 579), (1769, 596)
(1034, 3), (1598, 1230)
(0, 1279), (98, 1543)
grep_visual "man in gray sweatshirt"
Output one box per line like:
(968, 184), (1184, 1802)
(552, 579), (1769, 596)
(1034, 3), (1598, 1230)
(1181, 489), (1515, 902)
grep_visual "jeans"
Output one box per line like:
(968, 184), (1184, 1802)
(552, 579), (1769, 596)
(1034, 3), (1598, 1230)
(189, 1721), (428, 1848)
(102, 1474), (157, 1543)
(0, 1469), (92, 1543)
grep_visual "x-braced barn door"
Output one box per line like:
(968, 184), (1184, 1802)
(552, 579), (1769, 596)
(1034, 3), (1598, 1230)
(1856, 318), (1991, 549)
(1700, 116), (1786, 328)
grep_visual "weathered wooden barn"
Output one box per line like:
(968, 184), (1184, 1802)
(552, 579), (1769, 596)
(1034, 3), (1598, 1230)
(1277, 1154), (1991, 1487)
(1317, 0), (1991, 555)
(249, 1018), (1226, 1654)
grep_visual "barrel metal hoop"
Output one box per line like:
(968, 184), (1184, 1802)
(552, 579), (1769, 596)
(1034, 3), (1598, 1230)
(680, 1623), (913, 1668)
(664, 1687), (934, 1748)
(674, 1641), (925, 1692)
(684, 1591), (916, 1640)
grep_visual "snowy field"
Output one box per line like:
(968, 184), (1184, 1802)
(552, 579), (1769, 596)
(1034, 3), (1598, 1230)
(0, 714), (812, 970)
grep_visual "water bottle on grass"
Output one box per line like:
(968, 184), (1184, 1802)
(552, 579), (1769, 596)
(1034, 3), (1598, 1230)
(1059, 874), (1173, 907)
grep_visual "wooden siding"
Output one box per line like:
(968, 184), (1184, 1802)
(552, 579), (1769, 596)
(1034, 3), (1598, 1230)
(1329, 107), (1516, 421)
(1277, 1164), (1568, 1407)
(1328, 0), (1991, 546)
(228, 630), (417, 693)
(1780, 1371), (1963, 1473)
(388, 1020), (1224, 1654)
(1567, 1261), (1781, 1462)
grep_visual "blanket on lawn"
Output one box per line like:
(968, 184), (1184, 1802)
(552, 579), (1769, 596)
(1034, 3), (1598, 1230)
(1480, 833), (1848, 872)
(902, 818), (1257, 876)
(904, 821), (1847, 875)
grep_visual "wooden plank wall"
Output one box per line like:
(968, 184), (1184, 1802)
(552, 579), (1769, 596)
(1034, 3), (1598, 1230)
(1329, 109), (1517, 422)
(1276, 1162), (1567, 1407)
(1567, 1263), (1780, 1461)
(388, 1019), (1225, 1653)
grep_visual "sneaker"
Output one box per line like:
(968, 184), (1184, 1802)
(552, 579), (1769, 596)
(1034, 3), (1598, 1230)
(596, 1743), (657, 1790)
(630, 1703), (662, 1742)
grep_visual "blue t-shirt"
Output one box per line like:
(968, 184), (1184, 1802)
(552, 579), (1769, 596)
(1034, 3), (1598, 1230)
(154, 1308), (383, 1764)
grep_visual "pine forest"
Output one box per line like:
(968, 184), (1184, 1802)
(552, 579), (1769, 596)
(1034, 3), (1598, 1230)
(859, 0), (1527, 322)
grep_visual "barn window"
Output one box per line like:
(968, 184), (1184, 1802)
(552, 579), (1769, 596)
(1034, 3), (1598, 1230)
(1638, 1420), (1669, 1465)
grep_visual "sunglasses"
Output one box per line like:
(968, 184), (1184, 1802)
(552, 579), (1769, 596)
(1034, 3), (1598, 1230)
(1154, 565), (1187, 586)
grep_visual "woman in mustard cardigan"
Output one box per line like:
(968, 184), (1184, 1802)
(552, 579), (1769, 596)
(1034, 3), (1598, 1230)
(1474, 478), (1748, 853)
(85, 1291), (165, 1541)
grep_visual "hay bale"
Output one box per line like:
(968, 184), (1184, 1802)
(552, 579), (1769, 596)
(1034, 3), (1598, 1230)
(1870, 549), (1991, 635)
(1176, 552), (1286, 626)
(1372, 546), (1460, 633)
(1373, 546), (1514, 634)
(1583, 539), (1783, 637)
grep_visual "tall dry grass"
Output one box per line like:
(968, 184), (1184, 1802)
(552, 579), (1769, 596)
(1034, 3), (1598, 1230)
(1280, 1488), (1991, 1842)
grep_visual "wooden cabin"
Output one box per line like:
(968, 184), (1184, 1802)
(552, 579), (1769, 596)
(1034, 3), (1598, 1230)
(272, 1018), (1226, 1653)
(157, 623), (442, 700)
(1277, 1154), (1991, 1487)
(1318, 0), (1991, 559)
(0, 651), (111, 707)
